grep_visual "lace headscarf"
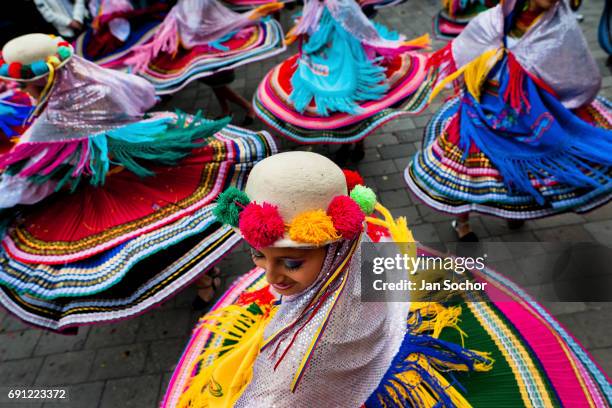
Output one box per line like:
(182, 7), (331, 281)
(22, 55), (156, 143)
(235, 236), (410, 407)
(293, 0), (409, 49)
(451, 0), (601, 108)
(126, 0), (261, 72)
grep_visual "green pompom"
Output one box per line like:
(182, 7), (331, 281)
(213, 187), (250, 227)
(350, 185), (377, 215)
(57, 46), (71, 61)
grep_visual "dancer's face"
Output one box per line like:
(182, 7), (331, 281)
(530, 0), (560, 10)
(251, 246), (327, 296)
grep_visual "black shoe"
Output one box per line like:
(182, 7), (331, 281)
(507, 219), (525, 230)
(452, 220), (479, 242)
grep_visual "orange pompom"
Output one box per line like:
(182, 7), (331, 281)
(288, 210), (340, 246)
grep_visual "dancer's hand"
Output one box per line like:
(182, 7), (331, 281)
(69, 20), (83, 31)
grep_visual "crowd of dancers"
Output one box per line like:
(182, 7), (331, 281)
(0, 0), (611, 406)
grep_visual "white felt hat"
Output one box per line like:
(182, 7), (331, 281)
(0, 34), (73, 82)
(242, 151), (348, 248)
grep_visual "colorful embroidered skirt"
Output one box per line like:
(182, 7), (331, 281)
(74, 7), (167, 69)
(0, 118), (277, 331)
(162, 249), (611, 407)
(254, 53), (433, 144)
(136, 19), (285, 95)
(406, 96), (612, 219)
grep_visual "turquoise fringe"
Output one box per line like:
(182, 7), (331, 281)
(29, 112), (230, 192)
(289, 8), (388, 116)
(373, 21), (400, 41)
(89, 111), (230, 186)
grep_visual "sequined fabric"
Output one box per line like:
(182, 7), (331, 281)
(235, 237), (409, 407)
(451, 0), (601, 108)
(22, 56), (157, 143)
(172, 0), (255, 48)
(325, 0), (408, 48)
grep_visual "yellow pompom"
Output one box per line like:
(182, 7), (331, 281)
(47, 56), (61, 67)
(288, 210), (340, 245)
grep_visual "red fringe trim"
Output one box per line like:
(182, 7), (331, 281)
(427, 41), (456, 74)
(427, 42), (460, 95)
(503, 52), (530, 114)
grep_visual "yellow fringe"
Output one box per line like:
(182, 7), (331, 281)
(378, 302), (494, 408)
(284, 25), (298, 46)
(366, 202), (417, 260)
(178, 304), (276, 408)
(429, 47), (504, 104)
(409, 302), (465, 342)
(394, 355), (475, 408)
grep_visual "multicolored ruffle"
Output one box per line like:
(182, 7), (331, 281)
(254, 53), (433, 144)
(0, 120), (277, 330)
(433, 0), (498, 40)
(135, 19), (285, 95)
(405, 96), (612, 219)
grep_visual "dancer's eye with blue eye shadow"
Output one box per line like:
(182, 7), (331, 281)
(283, 259), (304, 270)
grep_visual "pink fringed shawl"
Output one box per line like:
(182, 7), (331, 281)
(125, 0), (261, 73)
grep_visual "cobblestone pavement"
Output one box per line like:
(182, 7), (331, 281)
(1, 1), (611, 407)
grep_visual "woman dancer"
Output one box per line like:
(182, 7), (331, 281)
(0, 33), (276, 331)
(124, 0), (285, 96)
(164, 151), (611, 407)
(254, 0), (432, 156)
(74, 0), (169, 68)
(406, 0), (612, 241)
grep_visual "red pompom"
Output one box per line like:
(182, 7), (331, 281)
(327, 196), (365, 239)
(239, 202), (286, 248)
(342, 169), (365, 192)
(57, 41), (70, 47)
(8, 62), (22, 78)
